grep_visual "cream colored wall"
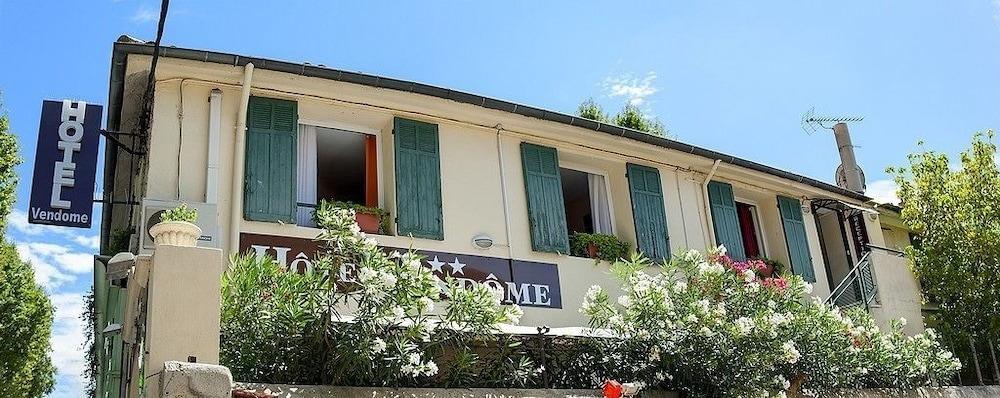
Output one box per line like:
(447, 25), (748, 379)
(131, 55), (906, 327)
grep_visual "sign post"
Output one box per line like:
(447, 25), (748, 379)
(28, 100), (102, 228)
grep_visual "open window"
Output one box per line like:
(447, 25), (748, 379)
(735, 201), (765, 258)
(560, 167), (613, 236)
(296, 125), (378, 227)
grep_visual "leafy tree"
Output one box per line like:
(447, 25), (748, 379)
(0, 108), (56, 395)
(577, 98), (609, 122)
(614, 103), (666, 136)
(577, 98), (667, 136)
(889, 131), (1000, 343)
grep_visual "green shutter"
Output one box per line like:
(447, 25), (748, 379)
(243, 96), (297, 222)
(520, 143), (570, 253)
(627, 163), (670, 260)
(394, 118), (443, 240)
(708, 181), (747, 260)
(777, 196), (815, 282)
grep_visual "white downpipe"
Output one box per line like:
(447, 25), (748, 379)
(701, 160), (722, 248)
(206, 89), (222, 204)
(495, 126), (514, 259)
(229, 63), (254, 254)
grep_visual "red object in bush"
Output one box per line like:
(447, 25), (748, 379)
(603, 379), (624, 398)
(355, 212), (381, 234)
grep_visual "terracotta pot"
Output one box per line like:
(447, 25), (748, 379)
(761, 263), (775, 278)
(586, 242), (599, 258)
(149, 221), (202, 247)
(355, 212), (381, 234)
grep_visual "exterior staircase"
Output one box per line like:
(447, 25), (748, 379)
(825, 250), (879, 310)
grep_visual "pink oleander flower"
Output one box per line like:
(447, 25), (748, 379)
(762, 277), (788, 290)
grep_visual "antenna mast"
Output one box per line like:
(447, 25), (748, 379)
(801, 108), (866, 193)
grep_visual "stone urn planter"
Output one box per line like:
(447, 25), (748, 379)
(149, 220), (202, 247)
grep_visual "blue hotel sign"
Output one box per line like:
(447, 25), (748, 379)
(28, 100), (102, 228)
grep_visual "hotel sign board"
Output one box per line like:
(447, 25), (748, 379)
(28, 100), (102, 228)
(239, 232), (563, 308)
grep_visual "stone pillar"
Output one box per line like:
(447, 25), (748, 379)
(144, 245), (225, 395)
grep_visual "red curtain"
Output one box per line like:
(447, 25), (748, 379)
(737, 203), (761, 258)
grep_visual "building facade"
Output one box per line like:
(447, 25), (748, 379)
(99, 37), (921, 334)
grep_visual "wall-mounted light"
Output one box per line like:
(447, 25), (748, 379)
(472, 235), (493, 249)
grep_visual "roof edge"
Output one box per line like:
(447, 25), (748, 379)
(108, 38), (872, 203)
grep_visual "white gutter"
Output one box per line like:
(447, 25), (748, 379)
(701, 160), (722, 248)
(206, 89), (222, 204)
(229, 63), (254, 253)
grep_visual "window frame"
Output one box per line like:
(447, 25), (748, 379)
(734, 197), (769, 258)
(298, 119), (385, 210)
(559, 160), (617, 235)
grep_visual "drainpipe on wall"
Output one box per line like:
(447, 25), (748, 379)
(206, 89), (222, 204)
(229, 63), (254, 254)
(701, 160), (722, 248)
(495, 126), (514, 259)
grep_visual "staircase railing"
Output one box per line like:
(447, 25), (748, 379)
(825, 251), (878, 311)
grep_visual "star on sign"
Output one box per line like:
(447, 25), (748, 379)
(427, 256), (445, 273)
(448, 257), (466, 275)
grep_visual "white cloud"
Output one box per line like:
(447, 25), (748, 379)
(9, 209), (100, 250)
(604, 72), (659, 106)
(866, 179), (900, 205)
(15, 242), (75, 289)
(48, 292), (88, 395)
(131, 7), (156, 24)
(14, 241), (92, 289)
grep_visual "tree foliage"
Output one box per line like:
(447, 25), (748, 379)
(889, 131), (1000, 341)
(0, 108), (56, 396)
(577, 98), (667, 136)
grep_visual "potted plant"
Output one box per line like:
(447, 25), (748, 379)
(750, 256), (786, 278)
(149, 204), (202, 247)
(317, 200), (391, 235)
(569, 232), (630, 263)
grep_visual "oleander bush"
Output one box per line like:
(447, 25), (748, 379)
(221, 205), (959, 394)
(580, 248), (962, 397)
(222, 206), (527, 386)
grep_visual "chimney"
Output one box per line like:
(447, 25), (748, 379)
(833, 122), (864, 193)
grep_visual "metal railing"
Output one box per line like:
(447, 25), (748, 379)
(825, 251), (878, 311)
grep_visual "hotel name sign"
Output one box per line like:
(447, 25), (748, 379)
(239, 233), (563, 309)
(28, 100), (102, 228)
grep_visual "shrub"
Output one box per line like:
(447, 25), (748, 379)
(222, 206), (527, 386)
(580, 246), (961, 397)
(160, 203), (197, 223)
(569, 232), (630, 263)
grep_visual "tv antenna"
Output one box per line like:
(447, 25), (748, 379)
(801, 107), (864, 135)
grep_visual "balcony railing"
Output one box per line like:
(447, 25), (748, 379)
(826, 250), (878, 311)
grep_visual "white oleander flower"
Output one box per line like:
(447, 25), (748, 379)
(674, 281), (687, 293)
(417, 297), (435, 312)
(371, 338), (387, 354)
(781, 341), (801, 364)
(423, 360), (439, 376)
(735, 317), (755, 335)
(506, 304), (523, 324)
(408, 352), (421, 365)
(392, 306), (405, 320)
(618, 295), (632, 308)
(803, 282), (813, 294)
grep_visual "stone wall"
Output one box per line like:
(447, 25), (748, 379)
(815, 386), (1000, 398)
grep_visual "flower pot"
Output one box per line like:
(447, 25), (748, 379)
(586, 242), (599, 259)
(148, 221), (203, 247)
(355, 212), (381, 234)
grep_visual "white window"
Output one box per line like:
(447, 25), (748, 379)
(296, 125), (379, 227)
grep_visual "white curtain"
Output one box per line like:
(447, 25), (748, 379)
(589, 173), (613, 234)
(296, 125), (318, 227)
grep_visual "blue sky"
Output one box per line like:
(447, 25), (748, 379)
(2, 1), (999, 396)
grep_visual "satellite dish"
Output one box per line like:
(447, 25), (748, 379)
(835, 164), (866, 190)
